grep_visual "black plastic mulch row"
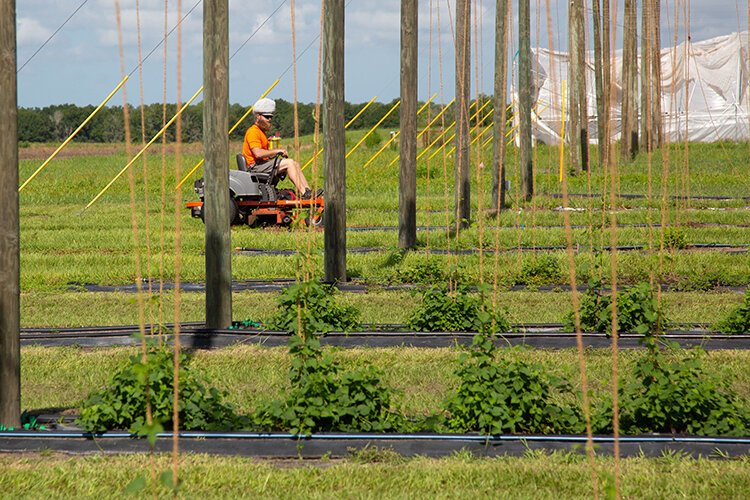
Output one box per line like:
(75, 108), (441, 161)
(1, 431), (748, 458)
(233, 243), (749, 257)
(20, 329), (750, 350)
(70, 280), (750, 294)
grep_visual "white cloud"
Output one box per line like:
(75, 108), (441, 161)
(17, 17), (53, 45)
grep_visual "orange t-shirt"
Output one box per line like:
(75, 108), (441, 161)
(242, 124), (268, 166)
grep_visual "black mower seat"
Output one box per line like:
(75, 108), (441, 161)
(236, 153), (286, 185)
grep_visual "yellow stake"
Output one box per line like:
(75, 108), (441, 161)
(85, 86), (204, 210)
(371, 95), (453, 169)
(391, 100), (486, 168)
(362, 93), (439, 168)
(175, 79), (281, 190)
(19, 76), (130, 192)
(301, 95), (378, 171)
(345, 100), (401, 159)
(559, 80), (566, 182)
(424, 99), (493, 162)
(440, 106), (496, 157)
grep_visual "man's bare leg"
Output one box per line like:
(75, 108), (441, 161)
(278, 158), (310, 194)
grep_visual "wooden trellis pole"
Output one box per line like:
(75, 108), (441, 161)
(399, 0), (417, 248)
(323, 0), (346, 282)
(492, 0), (510, 211)
(518, 0), (533, 199)
(0, 0), (21, 428)
(455, 0), (472, 226)
(203, 0), (231, 328)
(621, 0), (639, 160)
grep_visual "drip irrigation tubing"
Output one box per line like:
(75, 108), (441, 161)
(19, 326), (750, 350)
(234, 243), (750, 257)
(68, 280), (749, 294)
(379, 206), (750, 214)
(345, 222), (750, 232)
(552, 193), (750, 201)
(1, 430), (748, 458)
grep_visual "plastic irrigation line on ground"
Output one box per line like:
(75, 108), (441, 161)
(552, 192), (750, 201)
(233, 243), (750, 257)
(69, 280), (750, 294)
(347, 222), (750, 232)
(19, 326), (750, 350)
(1, 430), (749, 458)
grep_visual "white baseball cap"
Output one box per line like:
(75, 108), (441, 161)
(253, 97), (276, 114)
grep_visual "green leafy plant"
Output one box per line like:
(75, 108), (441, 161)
(78, 344), (246, 433)
(445, 338), (584, 434)
(663, 227), (688, 250)
(519, 254), (563, 286)
(565, 280), (666, 334)
(407, 284), (511, 333)
(364, 129), (383, 148)
(252, 335), (403, 434)
(715, 289), (750, 334)
(267, 280), (360, 335)
(393, 257), (461, 285)
(593, 344), (750, 436)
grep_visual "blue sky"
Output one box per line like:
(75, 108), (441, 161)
(15, 0), (749, 108)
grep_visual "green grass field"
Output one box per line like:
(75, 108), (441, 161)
(9, 137), (750, 497)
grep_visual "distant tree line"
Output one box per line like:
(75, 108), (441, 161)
(17, 97), (498, 144)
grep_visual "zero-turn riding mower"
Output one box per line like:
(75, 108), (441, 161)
(186, 154), (324, 228)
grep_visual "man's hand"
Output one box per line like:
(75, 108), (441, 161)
(276, 149), (289, 158)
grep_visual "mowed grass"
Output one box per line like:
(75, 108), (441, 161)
(20, 346), (750, 415)
(13, 139), (750, 494)
(17, 139), (750, 295)
(1, 452), (749, 498)
(19, 289), (748, 327)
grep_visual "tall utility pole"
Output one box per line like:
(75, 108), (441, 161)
(492, 0), (510, 212)
(0, 0), (21, 428)
(454, 0), (471, 227)
(621, 0), (639, 160)
(203, 0), (231, 328)
(323, 0), (346, 282)
(399, 0), (417, 248)
(568, 0), (589, 172)
(518, 0), (533, 200)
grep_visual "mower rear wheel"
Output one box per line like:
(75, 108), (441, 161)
(304, 211), (324, 228)
(198, 196), (240, 225)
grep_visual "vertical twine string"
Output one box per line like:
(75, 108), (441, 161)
(306, 0), (325, 279)
(473, 0), (484, 284)
(425, 0), (434, 251)
(491, 0), (511, 333)
(290, 0), (301, 161)
(171, 0), (183, 489)
(135, 0), (155, 330)
(159, 0), (170, 332)
(605, 0), (621, 498)
(113, 0), (157, 488)
(439, 1), (453, 269)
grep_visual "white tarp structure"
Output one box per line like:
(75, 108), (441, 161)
(511, 32), (750, 145)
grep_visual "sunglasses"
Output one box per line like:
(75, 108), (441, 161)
(261, 114), (274, 120)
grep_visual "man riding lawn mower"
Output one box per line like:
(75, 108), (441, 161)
(187, 98), (324, 227)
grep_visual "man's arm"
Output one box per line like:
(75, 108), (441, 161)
(251, 146), (288, 160)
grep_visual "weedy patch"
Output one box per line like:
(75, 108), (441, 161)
(565, 280), (667, 334)
(715, 289), (750, 334)
(445, 338), (584, 435)
(407, 284), (511, 333)
(267, 279), (361, 334)
(78, 343), (246, 434)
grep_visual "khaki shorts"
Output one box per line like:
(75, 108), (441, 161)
(250, 157), (277, 175)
